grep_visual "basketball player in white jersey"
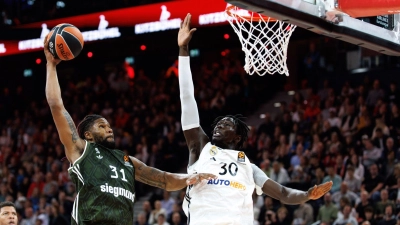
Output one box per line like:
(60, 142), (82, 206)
(177, 13), (333, 225)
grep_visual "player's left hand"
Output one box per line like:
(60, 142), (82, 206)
(186, 173), (217, 185)
(307, 181), (333, 200)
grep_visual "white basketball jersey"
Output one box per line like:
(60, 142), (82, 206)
(183, 142), (255, 225)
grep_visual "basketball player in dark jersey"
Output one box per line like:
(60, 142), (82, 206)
(43, 35), (216, 225)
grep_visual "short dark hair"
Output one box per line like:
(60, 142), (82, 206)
(0, 201), (16, 211)
(77, 114), (104, 139)
(212, 114), (250, 149)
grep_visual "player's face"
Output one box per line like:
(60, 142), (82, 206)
(0, 206), (18, 225)
(212, 117), (239, 149)
(92, 118), (115, 149)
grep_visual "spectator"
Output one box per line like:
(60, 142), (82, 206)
(20, 207), (36, 225)
(332, 204), (358, 225)
(136, 212), (149, 225)
(142, 201), (152, 222)
(377, 205), (397, 225)
(155, 213), (169, 225)
(374, 189), (396, 220)
(362, 139), (382, 167)
(343, 165), (362, 193)
(362, 206), (377, 225)
(361, 164), (384, 201)
(148, 200), (166, 225)
(292, 202), (313, 225)
(170, 212), (184, 225)
(366, 80), (385, 107)
(272, 206), (291, 225)
(269, 161), (290, 185)
(387, 81), (400, 107)
(355, 191), (374, 223)
(317, 193), (338, 225)
(160, 191), (175, 216)
(331, 182), (360, 208)
(322, 164), (342, 193)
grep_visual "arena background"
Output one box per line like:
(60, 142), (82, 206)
(1, 0), (400, 225)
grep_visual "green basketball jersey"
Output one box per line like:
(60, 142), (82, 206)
(68, 141), (135, 225)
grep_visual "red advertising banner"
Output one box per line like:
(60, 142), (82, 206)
(0, 0), (232, 57)
(337, 0), (400, 17)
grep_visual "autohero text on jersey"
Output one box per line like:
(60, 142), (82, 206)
(207, 179), (246, 190)
(100, 183), (135, 202)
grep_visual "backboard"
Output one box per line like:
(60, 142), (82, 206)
(225, 0), (400, 56)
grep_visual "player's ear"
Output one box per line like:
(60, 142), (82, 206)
(84, 131), (93, 141)
(234, 135), (241, 146)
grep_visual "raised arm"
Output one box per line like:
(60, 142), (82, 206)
(130, 157), (216, 191)
(178, 13), (209, 166)
(44, 35), (85, 164)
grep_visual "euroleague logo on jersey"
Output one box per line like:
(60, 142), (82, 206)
(207, 179), (246, 191)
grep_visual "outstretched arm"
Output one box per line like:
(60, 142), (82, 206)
(178, 13), (209, 166)
(44, 35), (85, 164)
(130, 157), (216, 191)
(252, 164), (332, 204)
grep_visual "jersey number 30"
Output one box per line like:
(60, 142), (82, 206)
(219, 162), (238, 176)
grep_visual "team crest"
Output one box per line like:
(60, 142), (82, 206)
(238, 151), (245, 163)
(210, 146), (218, 156)
(124, 155), (129, 162)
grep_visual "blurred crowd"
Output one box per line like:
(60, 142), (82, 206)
(0, 56), (279, 225)
(247, 78), (400, 225)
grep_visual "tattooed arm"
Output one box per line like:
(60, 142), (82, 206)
(130, 157), (216, 191)
(44, 35), (85, 164)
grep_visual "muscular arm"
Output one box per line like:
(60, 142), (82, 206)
(262, 179), (309, 204)
(179, 46), (209, 166)
(252, 163), (309, 204)
(46, 62), (85, 163)
(131, 157), (194, 191)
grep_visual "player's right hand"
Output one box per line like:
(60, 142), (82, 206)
(178, 13), (197, 47)
(186, 173), (217, 185)
(43, 34), (61, 66)
(307, 181), (333, 200)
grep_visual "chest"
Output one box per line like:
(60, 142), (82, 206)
(195, 145), (252, 182)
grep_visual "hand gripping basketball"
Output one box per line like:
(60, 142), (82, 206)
(307, 181), (333, 200)
(186, 173), (217, 185)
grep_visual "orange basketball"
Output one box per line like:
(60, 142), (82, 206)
(47, 23), (84, 61)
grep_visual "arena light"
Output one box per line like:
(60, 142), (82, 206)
(274, 102), (281, 107)
(140, 45), (147, 51)
(224, 34), (230, 39)
(288, 90), (295, 95)
(24, 69), (32, 77)
(87, 52), (93, 58)
(35, 58), (41, 64)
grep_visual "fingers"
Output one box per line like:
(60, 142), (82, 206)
(189, 28), (197, 36)
(199, 173), (217, 180)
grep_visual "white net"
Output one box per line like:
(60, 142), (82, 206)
(225, 5), (296, 76)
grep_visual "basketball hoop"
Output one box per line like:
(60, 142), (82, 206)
(225, 5), (296, 76)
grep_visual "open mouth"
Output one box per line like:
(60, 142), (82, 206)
(213, 131), (221, 137)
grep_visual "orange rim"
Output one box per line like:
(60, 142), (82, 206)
(225, 5), (277, 22)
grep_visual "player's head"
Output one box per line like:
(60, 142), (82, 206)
(211, 115), (249, 150)
(77, 114), (115, 149)
(0, 201), (17, 225)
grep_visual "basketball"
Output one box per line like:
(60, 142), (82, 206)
(47, 23), (84, 61)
